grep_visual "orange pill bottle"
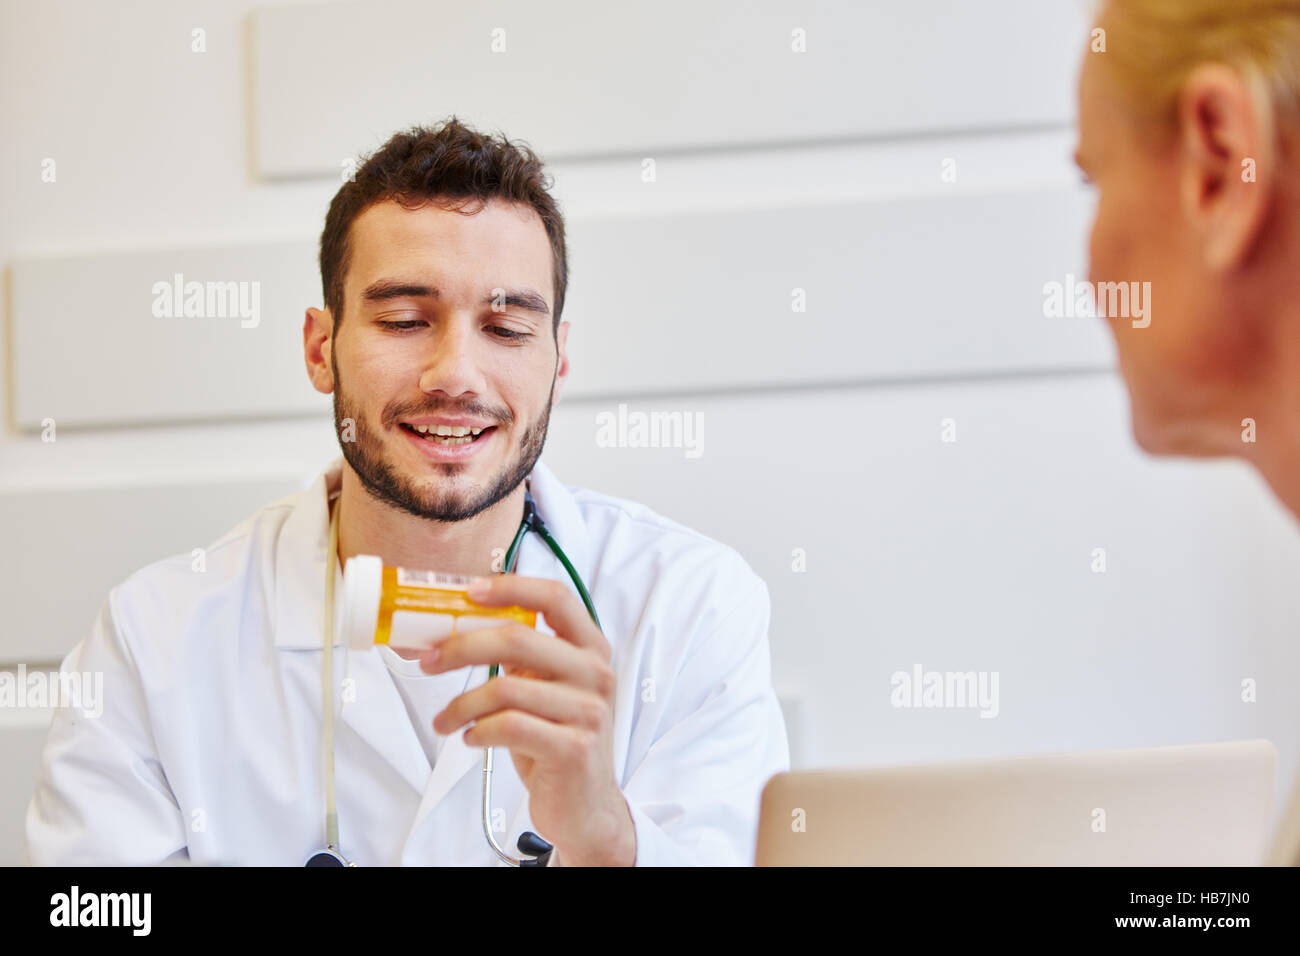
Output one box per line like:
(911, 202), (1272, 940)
(342, 556), (535, 653)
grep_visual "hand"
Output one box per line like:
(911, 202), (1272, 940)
(420, 574), (637, 866)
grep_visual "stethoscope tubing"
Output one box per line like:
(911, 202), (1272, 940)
(483, 487), (602, 865)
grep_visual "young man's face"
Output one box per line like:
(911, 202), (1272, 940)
(326, 197), (569, 521)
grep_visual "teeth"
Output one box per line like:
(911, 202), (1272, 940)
(411, 424), (485, 437)
(407, 423), (487, 446)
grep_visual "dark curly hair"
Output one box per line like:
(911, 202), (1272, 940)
(319, 116), (568, 336)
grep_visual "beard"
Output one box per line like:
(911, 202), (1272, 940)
(330, 345), (553, 523)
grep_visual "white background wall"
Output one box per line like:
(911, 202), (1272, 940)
(3, 0), (1299, 867)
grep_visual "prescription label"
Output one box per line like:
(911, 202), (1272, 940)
(396, 568), (472, 590)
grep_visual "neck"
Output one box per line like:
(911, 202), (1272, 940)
(1247, 373), (1300, 524)
(1239, 294), (1300, 525)
(333, 466), (527, 577)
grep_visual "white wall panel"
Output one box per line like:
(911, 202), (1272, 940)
(0, 476), (305, 663)
(11, 241), (331, 429)
(562, 188), (1108, 395)
(11, 187), (1105, 428)
(251, 0), (1089, 178)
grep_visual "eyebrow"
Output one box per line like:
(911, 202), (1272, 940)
(361, 279), (550, 315)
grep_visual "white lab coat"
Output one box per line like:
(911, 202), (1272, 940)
(24, 456), (789, 866)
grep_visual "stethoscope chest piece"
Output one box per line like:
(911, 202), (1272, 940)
(516, 831), (554, 866)
(305, 845), (355, 867)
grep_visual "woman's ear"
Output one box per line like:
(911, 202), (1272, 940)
(1177, 63), (1276, 271)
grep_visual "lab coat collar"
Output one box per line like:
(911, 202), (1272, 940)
(273, 453), (597, 823)
(521, 452), (596, 597)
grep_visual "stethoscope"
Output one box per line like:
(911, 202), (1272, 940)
(306, 481), (602, 867)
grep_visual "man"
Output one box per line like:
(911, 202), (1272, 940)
(25, 117), (789, 866)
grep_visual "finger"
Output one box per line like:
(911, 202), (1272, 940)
(422, 622), (599, 689)
(462, 709), (589, 763)
(468, 574), (607, 654)
(434, 675), (603, 735)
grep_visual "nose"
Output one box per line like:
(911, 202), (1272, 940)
(417, 315), (486, 400)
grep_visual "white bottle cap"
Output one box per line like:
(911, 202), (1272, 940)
(342, 554), (383, 651)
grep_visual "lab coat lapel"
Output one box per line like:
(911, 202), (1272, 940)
(273, 456), (430, 796)
(337, 649), (433, 796)
(408, 664), (491, 833)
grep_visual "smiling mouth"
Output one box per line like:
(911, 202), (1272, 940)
(399, 423), (497, 447)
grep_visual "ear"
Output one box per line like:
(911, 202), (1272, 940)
(550, 320), (571, 406)
(1176, 63), (1275, 271)
(304, 307), (336, 395)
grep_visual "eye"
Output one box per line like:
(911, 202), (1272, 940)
(489, 326), (530, 341)
(378, 320), (425, 331)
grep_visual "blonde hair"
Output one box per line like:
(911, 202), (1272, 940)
(1100, 0), (1300, 129)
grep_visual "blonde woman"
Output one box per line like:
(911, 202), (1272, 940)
(1074, 0), (1300, 864)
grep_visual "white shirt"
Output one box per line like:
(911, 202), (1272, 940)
(24, 455), (789, 865)
(376, 645), (459, 770)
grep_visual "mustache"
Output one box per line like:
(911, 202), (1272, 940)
(384, 405), (511, 427)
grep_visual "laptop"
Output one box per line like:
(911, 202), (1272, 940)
(1267, 772), (1300, 866)
(755, 739), (1277, 866)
